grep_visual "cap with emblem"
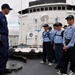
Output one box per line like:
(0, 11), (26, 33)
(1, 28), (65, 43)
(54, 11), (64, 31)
(43, 24), (49, 27)
(1, 4), (13, 10)
(65, 15), (74, 20)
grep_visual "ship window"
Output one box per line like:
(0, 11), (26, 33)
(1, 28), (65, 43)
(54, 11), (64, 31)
(62, 7), (65, 10)
(30, 9), (32, 13)
(49, 7), (52, 10)
(58, 7), (61, 10)
(45, 7), (48, 11)
(67, 6), (72, 10)
(53, 7), (57, 10)
(73, 6), (75, 10)
(41, 8), (44, 11)
(33, 9), (36, 12)
(73, 8), (75, 10)
(37, 8), (40, 11)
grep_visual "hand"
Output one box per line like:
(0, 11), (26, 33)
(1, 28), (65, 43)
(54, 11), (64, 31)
(0, 34), (1, 40)
(0, 35), (3, 46)
(53, 45), (55, 50)
(0, 40), (3, 46)
(63, 46), (67, 51)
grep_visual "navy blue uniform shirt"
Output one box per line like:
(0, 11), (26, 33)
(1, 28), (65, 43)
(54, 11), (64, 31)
(0, 12), (8, 35)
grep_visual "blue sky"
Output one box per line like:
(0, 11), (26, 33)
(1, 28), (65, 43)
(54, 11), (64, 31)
(0, 0), (75, 26)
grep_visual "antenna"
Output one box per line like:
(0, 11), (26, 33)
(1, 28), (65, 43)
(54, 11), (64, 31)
(72, 0), (73, 15)
(20, 0), (23, 44)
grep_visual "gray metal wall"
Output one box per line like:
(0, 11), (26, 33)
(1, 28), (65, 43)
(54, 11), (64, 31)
(37, 0), (66, 3)
(29, 0), (66, 6)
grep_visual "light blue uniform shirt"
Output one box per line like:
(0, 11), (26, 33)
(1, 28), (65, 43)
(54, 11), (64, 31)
(51, 29), (57, 41)
(63, 24), (75, 49)
(54, 30), (63, 44)
(42, 31), (51, 42)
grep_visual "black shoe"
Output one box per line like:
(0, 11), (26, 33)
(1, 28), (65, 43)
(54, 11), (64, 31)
(55, 65), (62, 69)
(4, 69), (12, 73)
(53, 60), (57, 64)
(0, 72), (4, 75)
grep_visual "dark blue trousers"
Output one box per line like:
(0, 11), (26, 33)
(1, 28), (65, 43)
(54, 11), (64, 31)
(61, 46), (75, 73)
(0, 35), (9, 72)
(43, 42), (53, 63)
(55, 43), (63, 66)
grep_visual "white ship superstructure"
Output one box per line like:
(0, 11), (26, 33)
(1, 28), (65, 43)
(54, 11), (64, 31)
(18, 0), (75, 46)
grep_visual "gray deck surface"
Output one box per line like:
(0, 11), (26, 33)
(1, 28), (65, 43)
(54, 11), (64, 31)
(7, 59), (58, 75)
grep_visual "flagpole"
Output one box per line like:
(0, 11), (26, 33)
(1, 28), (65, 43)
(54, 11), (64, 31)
(72, 0), (73, 15)
(21, 0), (22, 15)
(21, 0), (23, 44)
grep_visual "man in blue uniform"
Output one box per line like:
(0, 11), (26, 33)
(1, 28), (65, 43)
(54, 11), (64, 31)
(0, 4), (12, 75)
(53, 22), (64, 69)
(40, 24), (53, 66)
(57, 15), (75, 75)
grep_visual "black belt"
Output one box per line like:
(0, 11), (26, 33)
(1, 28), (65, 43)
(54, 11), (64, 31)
(55, 43), (62, 45)
(43, 41), (51, 43)
(0, 33), (8, 36)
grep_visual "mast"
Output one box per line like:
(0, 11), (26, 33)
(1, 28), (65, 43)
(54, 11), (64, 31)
(20, 0), (23, 44)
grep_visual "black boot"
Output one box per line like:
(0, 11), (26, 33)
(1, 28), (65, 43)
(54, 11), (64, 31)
(0, 72), (4, 75)
(55, 65), (62, 69)
(4, 69), (12, 73)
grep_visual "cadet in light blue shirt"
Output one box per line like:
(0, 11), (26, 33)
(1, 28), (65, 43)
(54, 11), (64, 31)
(53, 22), (64, 69)
(40, 24), (53, 66)
(63, 24), (75, 49)
(51, 24), (57, 42)
(59, 15), (75, 75)
(50, 24), (58, 63)
(48, 27), (52, 41)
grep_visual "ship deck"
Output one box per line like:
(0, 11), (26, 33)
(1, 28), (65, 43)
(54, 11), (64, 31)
(8, 59), (58, 75)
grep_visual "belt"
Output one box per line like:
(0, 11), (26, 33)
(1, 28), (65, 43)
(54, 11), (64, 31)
(0, 33), (8, 36)
(43, 41), (51, 43)
(55, 43), (62, 45)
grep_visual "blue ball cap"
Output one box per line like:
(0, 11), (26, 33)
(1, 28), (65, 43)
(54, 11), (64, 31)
(55, 22), (62, 26)
(65, 15), (74, 20)
(1, 4), (13, 10)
